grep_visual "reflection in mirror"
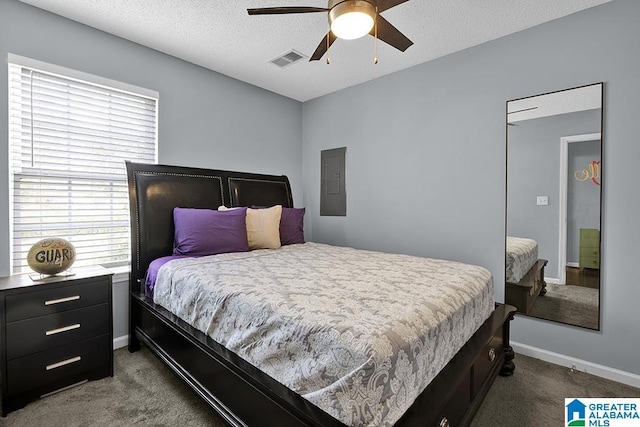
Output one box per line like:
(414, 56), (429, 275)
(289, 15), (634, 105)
(505, 83), (602, 330)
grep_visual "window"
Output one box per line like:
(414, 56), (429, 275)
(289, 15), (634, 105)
(8, 56), (158, 274)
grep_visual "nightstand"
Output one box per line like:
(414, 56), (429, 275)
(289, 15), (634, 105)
(0, 265), (113, 416)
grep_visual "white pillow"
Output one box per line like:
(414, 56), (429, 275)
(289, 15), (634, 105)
(219, 205), (282, 250)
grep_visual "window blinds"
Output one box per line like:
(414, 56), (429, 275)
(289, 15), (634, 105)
(8, 62), (157, 274)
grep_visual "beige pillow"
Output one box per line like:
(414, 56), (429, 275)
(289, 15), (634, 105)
(219, 205), (282, 250)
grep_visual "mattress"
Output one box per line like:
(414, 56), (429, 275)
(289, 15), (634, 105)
(505, 236), (538, 283)
(153, 242), (494, 427)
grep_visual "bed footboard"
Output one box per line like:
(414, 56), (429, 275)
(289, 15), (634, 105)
(506, 259), (548, 315)
(129, 293), (516, 427)
(401, 303), (517, 427)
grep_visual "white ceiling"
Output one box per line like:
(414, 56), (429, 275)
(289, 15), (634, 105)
(508, 83), (602, 123)
(20, 0), (611, 102)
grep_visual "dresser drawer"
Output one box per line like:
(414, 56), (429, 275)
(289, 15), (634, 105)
(580, 246), (600, 257)
(5, 278), (110, 322)
(580, 255), (600, 269)
(580, 237), (600, 248)
(472, 331), (504, 397)
(6, 303), (110, 359)
(580, 229), (600, 252)
(433, 375), (471, 427)
(7, 334), (110, 395)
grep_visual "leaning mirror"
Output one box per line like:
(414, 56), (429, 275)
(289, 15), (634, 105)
(505, 83), (603, 330)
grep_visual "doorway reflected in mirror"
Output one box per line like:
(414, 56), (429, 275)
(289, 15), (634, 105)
(505, 83), (603, 330)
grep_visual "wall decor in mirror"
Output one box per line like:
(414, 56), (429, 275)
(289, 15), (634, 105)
(505, 82), (603, 330)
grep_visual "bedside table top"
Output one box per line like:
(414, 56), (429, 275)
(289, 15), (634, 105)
(0, 265), (113, 292)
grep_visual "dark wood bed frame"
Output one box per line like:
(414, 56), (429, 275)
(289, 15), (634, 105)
(505, 259), (548, 315)
(125, 161), (517, 427)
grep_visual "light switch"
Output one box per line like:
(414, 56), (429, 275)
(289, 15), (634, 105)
(536, 196), (549, 206)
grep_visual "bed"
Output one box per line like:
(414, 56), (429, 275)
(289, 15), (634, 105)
(505, 237), (547, 315)
(126, 161), (516, 427)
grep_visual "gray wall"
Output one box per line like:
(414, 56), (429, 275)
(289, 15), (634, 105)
(0, 1), (302, 341)
(2, 0), (639, 378)
(567, 140), (601, 264)
(507, 110), (600, 278)
(302, 0), (640, 375)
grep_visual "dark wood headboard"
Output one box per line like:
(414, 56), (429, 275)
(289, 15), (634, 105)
(125, 161), (294, 293)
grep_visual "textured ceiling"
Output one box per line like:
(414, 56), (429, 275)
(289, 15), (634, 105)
(20, 0), (611, 102)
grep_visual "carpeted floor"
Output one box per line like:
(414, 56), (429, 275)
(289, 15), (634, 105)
(528, 283), (599, 329)
(471, 355), (640, 426)
(1, 347), (638, 426)
(0, 348), (223, 427)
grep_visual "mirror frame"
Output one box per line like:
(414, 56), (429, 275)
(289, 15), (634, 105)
(504, 82), (603, 330)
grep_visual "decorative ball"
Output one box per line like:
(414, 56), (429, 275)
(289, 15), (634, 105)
(27, 238), (76, 275)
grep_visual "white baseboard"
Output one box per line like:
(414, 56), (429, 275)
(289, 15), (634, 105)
(544, 277), (561, 285)
(113, 335), (129, 350)
(511, 341), (640, 389)
(567, 262), (579, 268)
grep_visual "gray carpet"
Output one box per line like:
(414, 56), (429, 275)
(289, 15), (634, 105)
(0, 348), (223, 427)
(1, 348), (638, 426)
(528, 283), (599, 329)
(472, 356), (640, 427)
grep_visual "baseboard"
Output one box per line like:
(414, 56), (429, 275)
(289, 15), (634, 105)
(113, 335), (129, 350)
(544, 277), (561, 285)
(511, 341), (640, 389)
(567, 262), (579, 268)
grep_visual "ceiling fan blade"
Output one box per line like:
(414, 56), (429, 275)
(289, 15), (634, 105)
(372, 15), (413, 52)
(309, 32), (338, 61)
(376, 0), (410, 13)
(247, 7), (328, 15)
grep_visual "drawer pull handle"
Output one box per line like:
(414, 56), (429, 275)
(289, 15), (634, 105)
(488, 347), (496, 362)
(440, 417), (449, 427)
(45, 295), (80, 306)
(46, 323), (81, 336)
(46, 356), (81, 371)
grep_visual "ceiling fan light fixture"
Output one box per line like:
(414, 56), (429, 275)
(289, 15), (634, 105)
(329, 1), (376, 40)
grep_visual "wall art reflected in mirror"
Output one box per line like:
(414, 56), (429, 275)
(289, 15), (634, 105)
(505, 83), (603, 330)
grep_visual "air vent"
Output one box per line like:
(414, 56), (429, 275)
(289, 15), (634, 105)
(269, 50), (307, 68)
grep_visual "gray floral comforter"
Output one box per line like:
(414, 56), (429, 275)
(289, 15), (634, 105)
(506, 236), (538, 283)
(153, 242), (494, 426)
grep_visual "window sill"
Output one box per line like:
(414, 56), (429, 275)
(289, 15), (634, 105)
(105, 265), (130, 283)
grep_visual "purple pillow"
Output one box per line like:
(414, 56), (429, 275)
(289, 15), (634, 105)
(252, 206), (305, 245)
(280, 207), (305, 245)
(173, 207), (249, 256)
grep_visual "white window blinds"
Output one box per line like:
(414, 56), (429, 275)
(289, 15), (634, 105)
(8, 60), (157, 274)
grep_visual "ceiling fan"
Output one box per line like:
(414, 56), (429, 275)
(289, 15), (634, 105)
(247, 0), (413, 62)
